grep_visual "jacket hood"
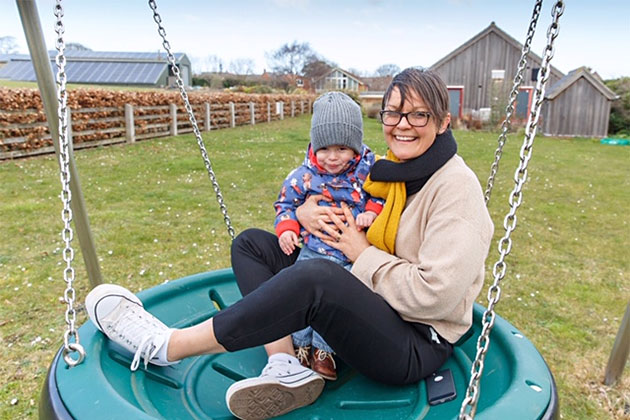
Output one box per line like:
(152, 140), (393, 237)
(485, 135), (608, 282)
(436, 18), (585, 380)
(304, 142), (371, 175)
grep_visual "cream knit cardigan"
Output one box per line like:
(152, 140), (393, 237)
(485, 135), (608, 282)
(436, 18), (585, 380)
(351, 155), (494, 343)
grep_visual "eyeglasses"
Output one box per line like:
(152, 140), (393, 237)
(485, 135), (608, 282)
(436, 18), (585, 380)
(379, 110), (431, 127)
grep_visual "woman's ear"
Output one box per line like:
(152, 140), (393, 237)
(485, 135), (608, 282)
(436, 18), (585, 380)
(438, 113), (451, 134)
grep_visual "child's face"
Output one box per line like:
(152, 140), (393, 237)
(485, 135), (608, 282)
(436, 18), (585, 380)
(315, 146), (356, 174)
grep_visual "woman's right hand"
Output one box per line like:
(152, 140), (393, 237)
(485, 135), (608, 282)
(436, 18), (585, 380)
(296, 194), (345, 234)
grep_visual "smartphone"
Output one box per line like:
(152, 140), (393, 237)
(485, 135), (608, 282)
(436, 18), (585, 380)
(426, 369), (457, 405)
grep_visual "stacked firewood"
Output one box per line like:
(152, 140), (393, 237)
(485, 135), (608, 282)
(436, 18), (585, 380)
(0, 87), (314, 154)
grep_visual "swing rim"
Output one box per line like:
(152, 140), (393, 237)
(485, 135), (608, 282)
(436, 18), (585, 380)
(39, 269), (560, 420)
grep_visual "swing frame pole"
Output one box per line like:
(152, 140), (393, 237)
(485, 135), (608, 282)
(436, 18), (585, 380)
(16, 0), (103, 288)
(604, 302), (630, 386)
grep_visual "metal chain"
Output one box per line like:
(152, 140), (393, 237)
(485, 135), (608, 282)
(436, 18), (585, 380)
(148, 0), (235, 240)
(459, 2), (564, 418)
(484, 0), (543, 205)
(54, 0), (85, 367)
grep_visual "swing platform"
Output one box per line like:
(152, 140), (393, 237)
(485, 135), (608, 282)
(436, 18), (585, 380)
(40, 269), (558, 419)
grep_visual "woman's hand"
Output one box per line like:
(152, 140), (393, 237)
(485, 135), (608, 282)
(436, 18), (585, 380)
(296, 194), (345, 234)
(316, 203), (371, 262)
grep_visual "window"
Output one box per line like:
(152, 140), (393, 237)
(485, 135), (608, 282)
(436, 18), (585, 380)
(491, 69), (505, 80)
(531, 68), (540, 82)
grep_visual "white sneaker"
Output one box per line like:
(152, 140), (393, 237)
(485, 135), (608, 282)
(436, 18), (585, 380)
(85, 284), (178, 371)
(225, 358), (324, 420)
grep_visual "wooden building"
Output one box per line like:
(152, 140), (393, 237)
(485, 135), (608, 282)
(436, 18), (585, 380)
(542, 67), (618, 137)
(430, 22), (564, 121)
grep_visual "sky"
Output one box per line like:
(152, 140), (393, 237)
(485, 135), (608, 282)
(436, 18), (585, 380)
(2, 0), (629, 80)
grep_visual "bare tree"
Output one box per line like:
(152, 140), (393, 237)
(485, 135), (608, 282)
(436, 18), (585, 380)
(229, 58), (255, 75)
(374, 63), (401, 77)
(266, 41), (315, 75)
(204, 55), (224, 73)
(302, 54), (335, 80)
(348, 68), (366, 77)
(0, 36), (19, 54)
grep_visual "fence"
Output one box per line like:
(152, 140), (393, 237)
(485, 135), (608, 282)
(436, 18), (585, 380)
(0, 98), (312, 160)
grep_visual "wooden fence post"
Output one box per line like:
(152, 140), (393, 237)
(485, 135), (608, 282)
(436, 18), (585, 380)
(300, 100), (304, 114)
(250, 102), (255, 125)
(124, 103), (135, 143)
(291, 100), (295, 117)
(267, 102), (271, 122)
(229, 102), (236, 128)
(279, 101), (284, 120)
(604, 302), (630, 385)
(307, 99), (312, 114)
(170, 103), (177, 136)
(205, 102), (211, 131)
(67, 108), (74, 153)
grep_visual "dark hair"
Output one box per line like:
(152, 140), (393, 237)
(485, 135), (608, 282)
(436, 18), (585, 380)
(382, 67), (450, 127)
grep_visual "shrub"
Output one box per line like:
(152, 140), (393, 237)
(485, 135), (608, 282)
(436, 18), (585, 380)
(605, 77), (630, 135)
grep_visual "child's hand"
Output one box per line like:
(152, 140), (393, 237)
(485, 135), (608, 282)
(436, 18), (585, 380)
(279, 231), (299, 255)
(355, 211), (377, 230)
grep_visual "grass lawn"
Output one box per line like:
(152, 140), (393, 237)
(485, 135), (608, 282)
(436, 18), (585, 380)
(1, 115), (629, 419)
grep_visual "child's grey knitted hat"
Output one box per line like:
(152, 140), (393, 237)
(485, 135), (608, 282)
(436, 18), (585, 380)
(310, 92), (363, 154)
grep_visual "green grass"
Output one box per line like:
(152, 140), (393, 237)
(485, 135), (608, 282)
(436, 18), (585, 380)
(1, 116), (629, 419)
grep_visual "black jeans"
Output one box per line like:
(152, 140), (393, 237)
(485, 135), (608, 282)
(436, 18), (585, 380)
(213, 228), (453, 385)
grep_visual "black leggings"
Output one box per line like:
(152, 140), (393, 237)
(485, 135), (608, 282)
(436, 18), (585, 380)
(213, 228), (453, 385)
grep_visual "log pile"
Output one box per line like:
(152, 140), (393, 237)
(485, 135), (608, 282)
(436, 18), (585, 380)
(0, 87), (314, 154)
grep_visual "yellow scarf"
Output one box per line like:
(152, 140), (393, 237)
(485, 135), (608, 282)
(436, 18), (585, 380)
(363, 150), (406, 254)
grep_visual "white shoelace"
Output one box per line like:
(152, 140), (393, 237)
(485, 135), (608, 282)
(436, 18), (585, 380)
(106, 302), (167, 371)
(130, 334), (163, 371)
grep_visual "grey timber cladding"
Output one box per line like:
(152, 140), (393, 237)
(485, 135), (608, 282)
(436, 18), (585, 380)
(542, 76), (614, 137)
(430, 23), (563, 113)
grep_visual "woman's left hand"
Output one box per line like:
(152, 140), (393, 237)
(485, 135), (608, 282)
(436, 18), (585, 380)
(317, 203), (371, 262)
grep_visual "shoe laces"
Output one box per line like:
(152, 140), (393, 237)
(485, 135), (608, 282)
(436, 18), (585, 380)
(315, 349), (332, 361)
(295, 346), (311, 365)
(106, 302), (167, 371)
(130, 334), (163, 371)
(261, 359), (306, 377)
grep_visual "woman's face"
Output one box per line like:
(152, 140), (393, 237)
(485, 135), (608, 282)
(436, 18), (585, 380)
(382, 87), (451, 162)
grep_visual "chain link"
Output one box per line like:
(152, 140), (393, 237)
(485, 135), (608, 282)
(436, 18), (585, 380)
(54, 0), (85, 367)
(484, 0), (543, 205)
(459, 2), (564, 418)
(148, 0), (235, 240)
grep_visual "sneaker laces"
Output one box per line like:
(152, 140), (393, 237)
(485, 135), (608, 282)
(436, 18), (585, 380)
(130, 334), (164, 371)
(106, 302), (168, 371)
(261, 359), (309, 377)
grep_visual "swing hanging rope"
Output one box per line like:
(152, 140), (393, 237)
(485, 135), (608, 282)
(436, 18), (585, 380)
(459, 2), (565, 419)
(483, 0), (543, 205)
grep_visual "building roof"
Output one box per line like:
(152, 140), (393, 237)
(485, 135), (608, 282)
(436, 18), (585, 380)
(430, 22), (565, 81)
(361, 76), (393, 92)
(545, 66), (618, 100)
(313, 67), (366, 86)
(0, 51), (188, 85)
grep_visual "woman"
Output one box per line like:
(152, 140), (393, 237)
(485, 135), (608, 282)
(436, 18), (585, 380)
(86, 68), (494, 420)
